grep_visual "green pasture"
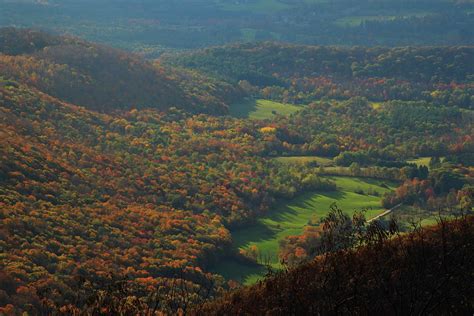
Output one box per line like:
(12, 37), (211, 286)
(370, 101), (384, 110)
(407, 157), (432, 168)
(241, 28), (257, 41)
(230, 99), (304, 119)
(217, 0), (291, 13)
(407, 156), (446, 169)
(335, 12), (433, 27)
(273, 156), (334, 167)
(377, 204), (455, 229)
(213, 176), (397, 284)
(217, 0), (328, 13)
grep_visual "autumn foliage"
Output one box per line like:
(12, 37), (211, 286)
(197, 216), (474, 315)
(1, 29), (473, 314)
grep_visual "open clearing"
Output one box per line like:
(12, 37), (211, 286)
(334, 12), (433, 27)
(407, 156), (445, 169)
(230, 99), (304, 119)
(407, 157), (432, 168)
(217, 0), (291, 13)
(377, 204), (453, 228)
(370, 101), (384, 110)
(211, 176), (398, 284)
(217, 0), (327, 13)
(273, 156), (334, 167)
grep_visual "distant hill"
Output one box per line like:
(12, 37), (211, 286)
(0, 28), (61, 55)
(170, 42), (474, 84)
(0, 28), (244, 113)
(167, 42), (474, 109)
(0, 0), (472, 54)
(197, 216), (474, 314)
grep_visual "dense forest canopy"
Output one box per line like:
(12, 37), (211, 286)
(169, 43), (474, 109)
(0, 0), (473, 56)
(0, 28), (244, 113)
(171, 43), (474, 83)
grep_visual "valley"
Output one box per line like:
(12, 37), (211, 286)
(0, 26), (472, 314)
(211, 176), (398, 284)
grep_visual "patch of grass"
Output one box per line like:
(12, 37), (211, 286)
(217, 176), (397, 284)
(327, 176), (397, 194)
(335, 16), (396, 27)
(208, 259), (266, 284)
(370, 101), (384, 110)
(240, 28), (281, 42)
(241, 28), (257, 41)
(230, 99), (304, 119)
(273, 156), (334, 167)
(407, 157), (432, 168)
(217, 0), (328, 13)
(334, 12), (433, 27)
(217, 0), (291, 13)
(420, 217), (441, 227)
(377, 204), (455, 229)
(303, 0), (328, 3)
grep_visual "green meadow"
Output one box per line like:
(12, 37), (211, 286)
(212, 176), (398, 284)
(334, 12), (433, 27)
(217, 0), (329, 13)
(240, 28), (258, 41)
(273, 156), (334, 166)
(217, 0), (290, 13)
(407, 157), (432, 168)
(407, 156), (446, 170)
(230, 99), (304, 119)
(335, 15), (397, 27)
(376, 204), (453, 229)
(370, 101), (384, 110)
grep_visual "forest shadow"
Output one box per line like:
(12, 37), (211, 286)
(255, 190), (348, 225)
(231, 219), (279, 247)
(229, 99), (257, 118)
(357, 177), (398, 189)
(208, 256), (267, 284)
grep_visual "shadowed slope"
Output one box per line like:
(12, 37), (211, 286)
(197, 216), (474, 315)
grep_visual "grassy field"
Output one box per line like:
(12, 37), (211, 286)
(241, 28), (257, 41)
(370, 101), (384, 110)
(273, 156), (334, 167)
(407, 157), (431, 167)
(217, 0), (290, 13)
(407, 157), (432, 168)
(209, 260), (266, 285)
(377, 204), (453, 229)
(230, 99), (304, 119)
(217, 0), (328, 12)
(212, 176), (398, 284)
(334, 12), (433, 27)
(335, 15), (397, 27)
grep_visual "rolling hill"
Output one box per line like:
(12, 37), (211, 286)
(0, 28), (244, 114)
(1, 0), (472, 54)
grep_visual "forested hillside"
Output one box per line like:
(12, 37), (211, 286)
(0, 78), (339, 313)
(1, 29), (473, 314)
(197, 216), (474, 314)
(170, 43), (474, 108)
(0, 28), (243, 113)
